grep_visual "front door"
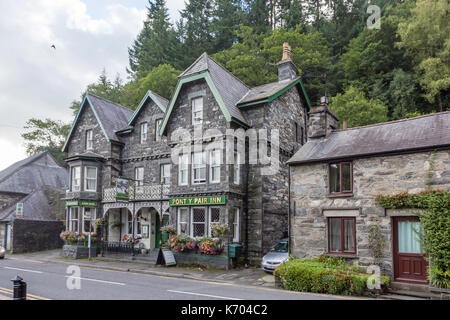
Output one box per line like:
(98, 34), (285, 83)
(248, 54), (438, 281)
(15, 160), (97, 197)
(393, 217), (428, 284)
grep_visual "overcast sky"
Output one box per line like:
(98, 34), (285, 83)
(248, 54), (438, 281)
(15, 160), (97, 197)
(0, 0), (184, 171)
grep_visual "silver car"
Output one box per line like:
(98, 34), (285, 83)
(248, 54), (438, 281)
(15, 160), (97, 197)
(261, 239), (289, 273)
(0, 246), (5, 259)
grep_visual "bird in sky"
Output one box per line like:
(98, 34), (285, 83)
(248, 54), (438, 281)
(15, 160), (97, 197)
(51, 44), (56, 50)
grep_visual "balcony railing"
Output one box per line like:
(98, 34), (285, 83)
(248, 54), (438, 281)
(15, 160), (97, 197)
(102, 184), (170, 202)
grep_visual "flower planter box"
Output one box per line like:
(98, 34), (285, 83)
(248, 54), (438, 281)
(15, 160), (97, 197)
(172, 252), (229, 270)
(61, 244), (99, 259)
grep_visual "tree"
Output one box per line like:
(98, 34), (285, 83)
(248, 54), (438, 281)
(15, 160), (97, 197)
(397, 0), (450, 111)
(211, 0), (243, 52)
(329, 86), (388, 128)
(128, 0), (181, 77)
(243, 0), (270, 34)
(21, 119), (71, 165)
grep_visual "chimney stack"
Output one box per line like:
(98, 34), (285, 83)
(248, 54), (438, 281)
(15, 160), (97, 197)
(278, 42), (298, 81)
(307, 96), (339, 139)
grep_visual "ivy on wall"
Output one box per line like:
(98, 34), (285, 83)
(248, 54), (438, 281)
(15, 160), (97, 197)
(376, 190), (450, 289)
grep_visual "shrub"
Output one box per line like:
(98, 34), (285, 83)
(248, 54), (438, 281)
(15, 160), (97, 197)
(198, 237), (223, 255)
(274, 256), (390, 296)
(160, 224), (177, 235)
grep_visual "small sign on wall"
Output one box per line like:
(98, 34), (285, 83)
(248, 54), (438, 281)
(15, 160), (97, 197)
(141, 224), (149, 239)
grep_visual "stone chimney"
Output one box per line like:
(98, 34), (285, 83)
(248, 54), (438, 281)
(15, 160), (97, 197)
(278, 42), (298, 81)
(307, 96), (339, 139)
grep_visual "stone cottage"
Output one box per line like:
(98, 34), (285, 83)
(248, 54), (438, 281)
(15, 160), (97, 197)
(0, 151), (68, 252)
(62, 43), (311, 267)
(287, 101), (449, 284)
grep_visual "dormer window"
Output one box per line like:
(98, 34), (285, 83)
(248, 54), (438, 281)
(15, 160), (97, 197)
(192, 97), (203, 125)
(86, 130), (93, 150)
(71, 166), (81, 191)
(140, 122), (148, 143)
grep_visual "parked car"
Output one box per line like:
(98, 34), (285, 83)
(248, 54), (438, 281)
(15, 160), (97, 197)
(261, 238), (288, 273)
(0, 246), (5, 259)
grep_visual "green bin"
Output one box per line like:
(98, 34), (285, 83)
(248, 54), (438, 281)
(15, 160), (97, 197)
(161, 233), (169, 244)
(228, 244), (242, 258)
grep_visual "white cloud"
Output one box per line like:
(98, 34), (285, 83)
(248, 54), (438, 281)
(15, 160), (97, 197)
(0, 0), (146, 170)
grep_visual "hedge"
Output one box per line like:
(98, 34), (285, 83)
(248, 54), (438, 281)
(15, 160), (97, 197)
(274, 255), (390, 296)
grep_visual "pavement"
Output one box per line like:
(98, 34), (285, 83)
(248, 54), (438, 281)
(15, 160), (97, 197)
(0, 251), (353, 300)
(4, 249), (274, 288)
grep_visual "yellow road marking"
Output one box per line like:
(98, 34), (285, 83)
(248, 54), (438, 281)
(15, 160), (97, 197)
(6, 257), (44, 264)
(0, 286), (50, 300)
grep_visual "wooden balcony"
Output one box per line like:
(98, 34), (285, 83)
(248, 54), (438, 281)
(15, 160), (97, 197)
(102, 184), (170, 202)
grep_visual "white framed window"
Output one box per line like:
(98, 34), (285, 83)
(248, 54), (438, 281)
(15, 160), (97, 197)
(177, 208), (189, 235)
(82, 207), (96, 233)
(160, 164), (171, 185)
(208, 207), (221, 236)
(191, 207), (206, 237)
(178, 154), (189, 186)
(155, 119), (162, 141)
(135, 167), (144, 186)
(127, 212), (133, 235)
(71, 166), (81, 191)
(84, 166), (97, 192)
(191, 97), (203, 125)
(209, 149), (221, 183)
(140, 122), (148, 143)
(234, 152), (240, 184)
(86, 130), (93, 150)
(233, 208), (240, 242)
(192, 152), (206, 184)
(69, 207), (79, 232)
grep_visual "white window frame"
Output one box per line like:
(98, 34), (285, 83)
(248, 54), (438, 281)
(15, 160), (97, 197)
(234, 152), (240, 184)
(135, 167), (144, 186)
(155, 119), (162, 141)
(208, 207), (221, 237)
(160, 164), (171, 185)
(84, 166), (97, 192)
(190, 207), (206, 238)
(191, 97), (203, 125)
(209, 149), (221, 184)
(177, 207), (189, 235)
(82, 207), (96, 233)
(127, 212), (133, 235)
(233, 208), (240, 242)
(71, 166), (81, 191)
(86, 129), (93, 150)
(192, 152), (206, 185)
(178, 154), (189, 186)
(69, 207), (79, 232)
(140, 122), (148, 144)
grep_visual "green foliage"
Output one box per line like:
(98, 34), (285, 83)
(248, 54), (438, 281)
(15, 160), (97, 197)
(21, 118), (70, 165)
(329, 86), (388, 128)
(376, 189), (450, 288)
(274, 255), (390, 295)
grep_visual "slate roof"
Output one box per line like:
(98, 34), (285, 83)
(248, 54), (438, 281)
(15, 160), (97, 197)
(178, 53), (250, 126)
(87, 94), (134, 142)
(0, 152), (68, 194)
(150, 91), (169, 109)
(237, 77), (299, 105)
(288, 112), (450, 165)
(0, 187), (62, 221)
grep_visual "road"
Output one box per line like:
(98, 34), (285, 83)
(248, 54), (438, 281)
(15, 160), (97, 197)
(0, 256), (341, 300)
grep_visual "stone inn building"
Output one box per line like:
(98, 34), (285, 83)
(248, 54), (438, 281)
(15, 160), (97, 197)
(62, 44), (311, 266)
(287, 104), (449, 284)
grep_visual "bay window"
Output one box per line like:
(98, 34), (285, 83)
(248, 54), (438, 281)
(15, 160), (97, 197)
(71, 166), (81, 191)
(208, 207), (221, 236)
(69, 207), (79, 232)
(328, 217), (356, 254)
(177, 208), (189, 235)
(84, 166), (97, 192)
(82, 207), (96, 233)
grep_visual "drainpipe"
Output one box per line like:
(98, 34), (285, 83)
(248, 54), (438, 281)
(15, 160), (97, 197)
(288, 165), (291, 256)
(244, 140), (250, 266)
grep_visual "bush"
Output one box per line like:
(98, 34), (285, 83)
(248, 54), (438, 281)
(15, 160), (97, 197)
(274, 256), (390, 296)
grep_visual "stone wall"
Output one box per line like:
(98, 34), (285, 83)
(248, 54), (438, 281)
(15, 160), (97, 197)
(289, 149), (450, 277)
(11, 219), (64, 253)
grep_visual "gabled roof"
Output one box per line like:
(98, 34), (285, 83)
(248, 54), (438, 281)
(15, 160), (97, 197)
(0, 151), (68, 194)
(288, 112), (450, 165)
(160, 53), (250, 134)
(127, 90), (169, 126)
(237, 77), (311, 109)
(62, 93), (134, 152)
(0, 187), (63, 221)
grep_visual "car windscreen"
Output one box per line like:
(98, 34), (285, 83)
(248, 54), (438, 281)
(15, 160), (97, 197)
(271, 241), (288, 253)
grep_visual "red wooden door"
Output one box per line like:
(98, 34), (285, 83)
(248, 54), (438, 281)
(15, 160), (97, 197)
(393, 217), (428, 284)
